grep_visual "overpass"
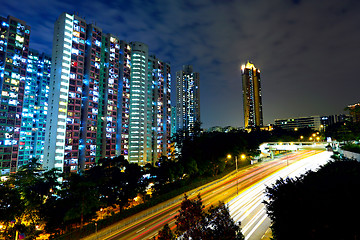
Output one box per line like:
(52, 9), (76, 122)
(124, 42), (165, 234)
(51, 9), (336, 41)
(259, 142), (329, 158)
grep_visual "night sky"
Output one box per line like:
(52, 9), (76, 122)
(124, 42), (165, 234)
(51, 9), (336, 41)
(2, 0), (360, 129)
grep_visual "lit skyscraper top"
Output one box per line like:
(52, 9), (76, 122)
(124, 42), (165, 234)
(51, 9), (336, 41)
(242, 61), (263, 129)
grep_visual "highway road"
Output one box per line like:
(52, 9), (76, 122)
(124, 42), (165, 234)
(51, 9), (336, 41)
(83, 150), (331, 240)
(229, 150), (331, 240)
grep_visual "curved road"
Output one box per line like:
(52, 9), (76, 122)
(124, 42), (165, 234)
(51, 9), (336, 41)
(83, 150), (329, 240)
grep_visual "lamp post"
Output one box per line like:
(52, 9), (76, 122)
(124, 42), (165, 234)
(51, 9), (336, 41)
(235, 156), (238, 195)
(227, 154), (239, 195)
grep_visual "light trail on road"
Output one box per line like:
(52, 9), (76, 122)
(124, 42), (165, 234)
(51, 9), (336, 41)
(82, 150), (327, 240)
(228, 151), (332, 240)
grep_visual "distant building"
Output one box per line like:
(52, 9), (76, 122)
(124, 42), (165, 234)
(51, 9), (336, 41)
(347, 103), (360, 122)
(176, 65), (200, 135)
(206, 126), (241, 133)
(321, 114), (351, 127)
(170, 105), (176, 137)
(242, 61), (263, 129)
(275, 116), (322, 131)
(275, 115), (350, 132)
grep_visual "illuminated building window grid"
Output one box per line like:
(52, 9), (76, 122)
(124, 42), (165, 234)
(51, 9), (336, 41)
(129, 51), (147, 163)
(103, 35), (120, 158)
(63, 18), (85, 172)
(83, 29), (102, 164)
(18, 52), (50, 165)
(121, 46), (131, 158)
(0, 17), (30, 173)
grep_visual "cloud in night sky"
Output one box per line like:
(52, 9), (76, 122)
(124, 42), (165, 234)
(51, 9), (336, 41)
(2, 0), (360, 128)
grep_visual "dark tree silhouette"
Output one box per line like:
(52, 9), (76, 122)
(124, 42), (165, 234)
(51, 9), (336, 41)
(264, 160), (360, 240)
(175, 194), (204, 238)
(202, 202), (244, 240)
(157, 224), (175, 240)
(171, 194), (244, 240)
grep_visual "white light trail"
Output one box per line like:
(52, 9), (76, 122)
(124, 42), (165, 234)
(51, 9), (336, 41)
(228, 151), (332, 240)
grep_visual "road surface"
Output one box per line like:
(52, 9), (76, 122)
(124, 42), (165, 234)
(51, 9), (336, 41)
(83, 150), (330, 240)
(229, 151), (331, 239)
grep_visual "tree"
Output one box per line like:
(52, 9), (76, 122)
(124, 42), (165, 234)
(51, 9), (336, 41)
(7, 158), (58, 239)
(175, 194), (204, 238)
(0, 182), (24, 239)
(172, 194), (244, 240)
(264, 160), (360, 240)
(157, 224), (175, 240)
(60, 173), (100, 228)
(202, 202), (244, 240)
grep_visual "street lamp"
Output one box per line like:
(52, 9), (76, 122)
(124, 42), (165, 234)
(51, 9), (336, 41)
(227, 154), (239, 195)
(235, 155), (239, 195)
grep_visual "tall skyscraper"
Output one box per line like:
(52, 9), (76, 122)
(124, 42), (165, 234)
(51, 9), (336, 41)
(176, 65), (200, 135)
(241, 61), (263, 129)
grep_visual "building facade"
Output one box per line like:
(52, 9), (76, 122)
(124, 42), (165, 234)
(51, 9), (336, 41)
(43, 13), (171, 172)
(175, 65), (200, 135)
(275, 116), (322, 131)
(242, 61), (263, 129)
(148, 55), (171, 162)
(43, 13), (126, 172)
(127, 42), (150, 164)
(275, 114), (352, 132)
(19, 50), (51, 165)
(0, 16), (51, 175)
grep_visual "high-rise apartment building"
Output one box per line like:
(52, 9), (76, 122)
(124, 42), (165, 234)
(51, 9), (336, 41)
(175, 65), (200, 135)
(148, 55), (171, 162)
(119, 40), (132, 160)
(19, 50), (51, 165)
(43, 13), (125, 172)
(44, 13), (171, 172)
(0, 16), (30, 174)
(127, 42), (150, 164)
(242, 61), (263, 129)
(44, 13), (85, 173)
(0, 16), (51, 175)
